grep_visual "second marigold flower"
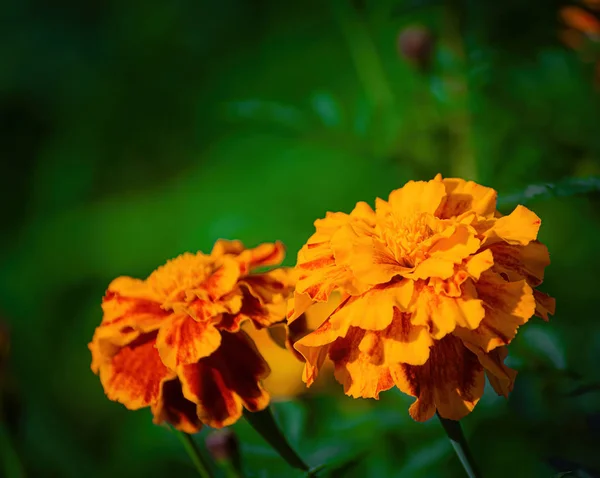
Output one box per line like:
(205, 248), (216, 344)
(287, 174), (555, 421)
(89, 240), (294, 433)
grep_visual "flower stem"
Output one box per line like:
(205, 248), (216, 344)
(175, 430), (213, 478)
(437, 413), (482, 478)
(243, 408), (310, 472)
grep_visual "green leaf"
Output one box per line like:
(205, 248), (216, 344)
(497, 176), (600, 208)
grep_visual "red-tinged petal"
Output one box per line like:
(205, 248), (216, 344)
(481, 205), (541, 247)
(329, 327), (395, 399)
(386, 180), (447, 217)
(533, 290), (556, 321)
(99, 333), (175, 410)
(463, 344), (516, 397)
(179, 331), (270, 428)
(380, 309), (433, 366)
(437, 177), (497, 219)
(151, 378), (203, 433)
(412, 281), (485, 339)
(391, 335), (484, 421)
(489, 241), (550, 287)
(98, 277), (168, 343)
(237, 242), (286, 271)
(156, 315), (222, 370)
(201, 257), (242, 301)
(455, 272), (536, 352)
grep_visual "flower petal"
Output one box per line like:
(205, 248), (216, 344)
(156, 315), (222, 370)
(179, 331), (270, 428)
(151, 378), (203, 433)
(412, 280), (485, 339)
(454, 272), (536, 352)
(533, 289), (556, 321)
(98, 277), (167, 344)
(481, 205), (541, 246)
(387, 180), (447, 217)
(437, 177), (497, 219)
(99, 333), (175, 410)
(463, 344), (516, 397)
(329, 327), (395, 399)
(490, 241), (550, 287)
(391, 335), (484, 421)
(328, 280), (414, 331)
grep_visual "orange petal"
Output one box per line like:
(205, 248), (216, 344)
(533, 289), (556, 321)
(99, 333), (175, 410)
(380, 309), (433, 366)
(481, 205), (541, 247)
(412, 281), (485, 339)
(151, 378), (203, 433)
(328, 280), (414, 331)
(463, 249), (494, 280)
(437, 177), (497, 219)
(201, 257), (242, 301)
(455, 272), (536, 352)
(156, 315), (222, 370)
(391, 335), (484, 421)
(329, 327), (395, 399)
(489, 240), (550, 287)
(98, 277), (168, 344)
(464, 344), (517, 398)
(237, 242), (286, 272)
(386, 180), (447, 218)
(179, 330), (270, 428)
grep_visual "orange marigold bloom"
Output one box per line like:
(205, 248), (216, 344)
(287, 175), (555, 422)
(89, 240), (294, 433)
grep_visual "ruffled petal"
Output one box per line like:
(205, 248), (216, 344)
(533, 289), (556, 321)
(328, 327), (395, 399)
(99, 333), (175, 410)
(412, 281), (485, 339)
(151, 378), (203, 433)
(328, 280), (414, 331)
(387, 180), (447, 217)
(391, 335), (484, 421)
(98, 277), (167, 344)
(464, 344), (517, 397)
(489, 241), (550, 287)
(179, 331), (270, 428)
(156, 315), (222, 370)
(437, 176), (497, 219)
(481, 205), (541, 246)
(454, 272), (536, 352)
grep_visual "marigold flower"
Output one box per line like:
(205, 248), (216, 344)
(287, 175), (555, 422)
(89, 240), (294, 433)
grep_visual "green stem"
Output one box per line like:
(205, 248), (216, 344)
(329, 0), (397, 156)
(175, 431), (213, 478)
(437, 414), (482, 478)
(243, 408), (310, 472)
(442, 2), (477, 181)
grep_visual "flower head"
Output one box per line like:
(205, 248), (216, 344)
(287, 175), (555, 421)
(89, 240), (293, 432)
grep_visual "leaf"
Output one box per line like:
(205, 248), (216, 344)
(220, 99), (309, 132)
(497, 176), (600, 208)
(310, 91), (343, 128)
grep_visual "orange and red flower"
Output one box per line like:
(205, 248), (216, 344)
(89, 240), (294, 433)
(287, 175), (555, 422)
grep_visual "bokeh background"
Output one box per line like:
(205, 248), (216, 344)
(2, 0), (600, 476)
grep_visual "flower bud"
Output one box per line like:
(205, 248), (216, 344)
(397, 25), (435, 72)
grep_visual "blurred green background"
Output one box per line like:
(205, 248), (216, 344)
(2, 0), (600, 476)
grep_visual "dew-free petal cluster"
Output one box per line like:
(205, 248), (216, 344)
(89, 240), (293, 432)
(287, 175), (555, 421)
